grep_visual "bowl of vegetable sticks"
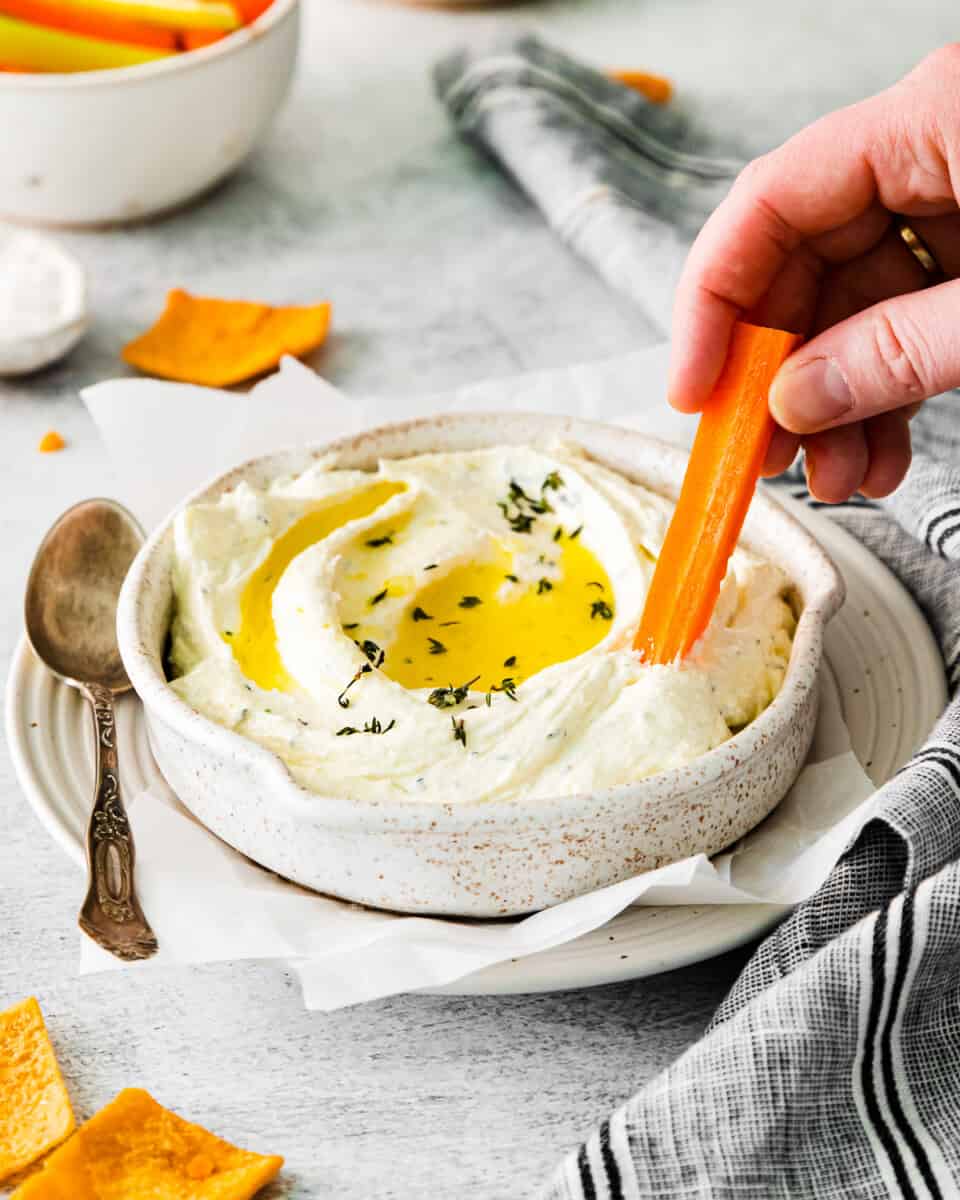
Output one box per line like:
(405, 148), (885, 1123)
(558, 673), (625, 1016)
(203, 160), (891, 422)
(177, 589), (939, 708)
(0, 0), (299, 226)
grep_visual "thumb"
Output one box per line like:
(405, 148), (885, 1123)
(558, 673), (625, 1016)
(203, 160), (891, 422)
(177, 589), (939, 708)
(769, 278), (960, 434)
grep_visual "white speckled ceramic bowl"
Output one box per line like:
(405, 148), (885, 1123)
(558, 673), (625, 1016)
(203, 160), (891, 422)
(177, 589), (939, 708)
(118, 414), (844, 917)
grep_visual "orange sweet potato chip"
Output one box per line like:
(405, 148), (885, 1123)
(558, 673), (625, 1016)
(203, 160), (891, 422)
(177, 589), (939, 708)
(122, 288), (332, 387)
(0, 997), (75, 1184)
(12, 1088), (283, 1200)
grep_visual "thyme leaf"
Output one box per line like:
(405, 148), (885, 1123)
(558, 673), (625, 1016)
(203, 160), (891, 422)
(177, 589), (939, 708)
(369, 588), (388, 607)
(590, 599), (614, 620)
(411, 606), (432, 622)
(356, 639), (385, 666)
(537, 578), (553, 595)
(490, 676), (519, 702)
(451, 716), (467, 748)
(458, 595), (482, 609)
(503, 655), (517, 667)
(428, 676), (480, 709)
(427, 637), (447, 655)
(365, 533), (393, 548)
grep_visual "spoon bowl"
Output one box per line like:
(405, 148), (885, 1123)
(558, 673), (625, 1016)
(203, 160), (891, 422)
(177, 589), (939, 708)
(26, 499), (142, 691)
(25, 498), (157, 961)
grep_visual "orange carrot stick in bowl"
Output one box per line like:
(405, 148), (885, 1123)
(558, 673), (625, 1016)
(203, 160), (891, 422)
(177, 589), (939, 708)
(0, 13), (173, 70)
(233, 0), (273, 20)
(0, 0), (177, 49)
(634, 322), (801, 665)
(181, 26), (226, 48)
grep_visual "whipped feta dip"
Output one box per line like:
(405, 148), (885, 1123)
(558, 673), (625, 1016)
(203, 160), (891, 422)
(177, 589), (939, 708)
(167, 444), (796, 804)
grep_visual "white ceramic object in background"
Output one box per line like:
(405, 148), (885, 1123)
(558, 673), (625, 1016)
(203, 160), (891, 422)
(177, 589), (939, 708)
(0, 0), (299, 227)
(117, 415), (845, 918)
(0, 228), (88, 374)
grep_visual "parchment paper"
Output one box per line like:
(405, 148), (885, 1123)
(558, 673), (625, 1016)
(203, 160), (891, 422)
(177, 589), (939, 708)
(78, 348), (875, 1009)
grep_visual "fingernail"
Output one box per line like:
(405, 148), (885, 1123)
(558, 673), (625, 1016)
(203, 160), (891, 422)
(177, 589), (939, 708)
(770, 357), (853, 432)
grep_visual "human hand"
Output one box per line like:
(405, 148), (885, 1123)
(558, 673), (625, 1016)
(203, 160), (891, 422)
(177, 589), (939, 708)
(669, 46), (960, 501)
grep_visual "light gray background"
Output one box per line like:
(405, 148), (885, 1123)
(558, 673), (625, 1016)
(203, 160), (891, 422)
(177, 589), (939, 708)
(1, 2), (955, 1196)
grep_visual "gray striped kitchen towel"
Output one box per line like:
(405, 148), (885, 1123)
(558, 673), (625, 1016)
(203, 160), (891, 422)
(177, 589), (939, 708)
(435, 34), (744, 333)
(437, 35), (960, 1199)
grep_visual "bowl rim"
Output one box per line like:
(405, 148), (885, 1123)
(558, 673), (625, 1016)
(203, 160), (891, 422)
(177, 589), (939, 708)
(0, 0), (298, 91)
(118, 412), (846, 834)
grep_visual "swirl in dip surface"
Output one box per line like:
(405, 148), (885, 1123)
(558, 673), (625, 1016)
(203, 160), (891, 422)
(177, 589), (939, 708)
(168, 444), (796, 803)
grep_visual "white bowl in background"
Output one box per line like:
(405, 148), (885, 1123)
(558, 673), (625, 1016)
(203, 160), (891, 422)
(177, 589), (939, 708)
(0, 228), (88, 374)
(0, 0), (299, 227)
(117, 414), (845, 917)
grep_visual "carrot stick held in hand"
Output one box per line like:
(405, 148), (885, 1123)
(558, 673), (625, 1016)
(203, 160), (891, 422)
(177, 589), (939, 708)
(635, 322), (801, 665)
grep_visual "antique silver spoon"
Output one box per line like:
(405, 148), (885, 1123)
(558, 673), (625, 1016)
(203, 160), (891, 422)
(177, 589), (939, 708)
(25, 499), (158, 961)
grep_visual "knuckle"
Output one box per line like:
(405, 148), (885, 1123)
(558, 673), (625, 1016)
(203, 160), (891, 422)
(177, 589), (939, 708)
(733, 153), (771, 194)
(870, 310), (932, 404)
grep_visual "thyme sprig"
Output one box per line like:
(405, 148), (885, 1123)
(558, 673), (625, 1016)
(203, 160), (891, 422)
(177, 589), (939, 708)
(497, 471), (566, 535)
(337, 640), (384, 708)
(337, 717), (396, 736)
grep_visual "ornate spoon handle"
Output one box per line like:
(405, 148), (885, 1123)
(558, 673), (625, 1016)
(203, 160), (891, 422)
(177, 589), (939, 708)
(78, 683), (158, 961)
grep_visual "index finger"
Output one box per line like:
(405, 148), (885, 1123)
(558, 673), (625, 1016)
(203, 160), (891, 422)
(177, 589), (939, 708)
(668, 95), (882, 412)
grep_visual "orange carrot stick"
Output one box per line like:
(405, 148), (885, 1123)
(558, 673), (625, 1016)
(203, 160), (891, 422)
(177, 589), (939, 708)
(233, 0), (272, 20)
(609, 69), (673, 105)
(0, 0), (177, 47)
(0, 14), (172, 69)
(180, 0), (270, 47)
(181, 26), (225, 48)
(635, 322), (801, 664)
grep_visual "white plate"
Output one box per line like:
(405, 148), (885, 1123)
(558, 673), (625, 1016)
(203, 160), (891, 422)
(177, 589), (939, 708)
(4, 497), (946, 994)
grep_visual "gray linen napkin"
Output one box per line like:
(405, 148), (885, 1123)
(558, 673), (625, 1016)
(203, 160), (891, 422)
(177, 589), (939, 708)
(437, 36), (960, 1199)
